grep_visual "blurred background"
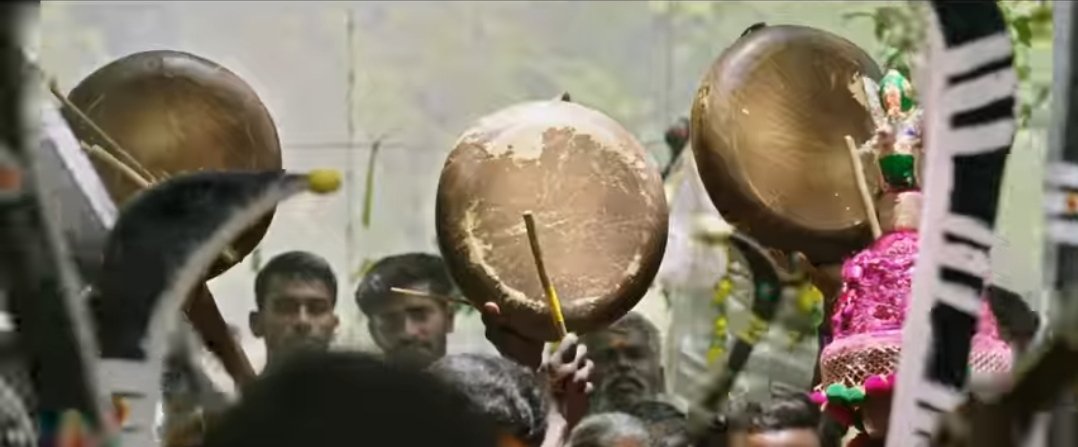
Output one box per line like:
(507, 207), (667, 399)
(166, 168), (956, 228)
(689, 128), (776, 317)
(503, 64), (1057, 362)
(32, 1), (1052, 399)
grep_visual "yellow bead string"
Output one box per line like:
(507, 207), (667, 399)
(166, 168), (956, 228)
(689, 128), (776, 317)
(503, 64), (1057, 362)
(786, 282), (824, 350)
(706, 276), (732, 365)
(737, 314), (769, 345)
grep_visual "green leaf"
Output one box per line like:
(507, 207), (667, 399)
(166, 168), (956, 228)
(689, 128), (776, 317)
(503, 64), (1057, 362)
(1030, 7), (1053, 44)
(1031, 4), (1052, 24)
(1012, 16), (1032, 47)
(882, 46), (900, 63)
(1016, 64), (1031, 82)
(1034, 85), (1051, 105)
(874, 16), (888, 41)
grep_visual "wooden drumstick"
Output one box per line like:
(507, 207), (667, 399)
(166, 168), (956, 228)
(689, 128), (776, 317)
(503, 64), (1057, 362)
(389, 287), (473, 307)
(522, 212), (568, 339)
(184, 285), (256, 387)
(47, 78), (157, 183)
(845, 135), (882, 239)
(80, 141), (151, 189)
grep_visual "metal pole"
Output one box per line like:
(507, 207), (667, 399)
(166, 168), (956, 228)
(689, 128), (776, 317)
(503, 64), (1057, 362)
(345, 9), (357, 279)
(1044, 2), (1078, 446)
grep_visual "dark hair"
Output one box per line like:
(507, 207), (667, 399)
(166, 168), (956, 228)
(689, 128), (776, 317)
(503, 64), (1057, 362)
(986, 285), (1039, 345)
(728, 393), (818, 433)
(354, 253), (456, 315)
(625, 400), (688, 447)
(201, 352), (498, 447)
(568, 412), (652, 447)
(254, 251), (337, 309)
(428, 354), (548, 447)
(625, 399), (684, 423)
(726, 393), (840, 447)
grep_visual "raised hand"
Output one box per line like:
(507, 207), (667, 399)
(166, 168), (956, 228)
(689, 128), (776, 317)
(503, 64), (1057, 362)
(480, 301), (544, 370)
(539, 333), (594, 430)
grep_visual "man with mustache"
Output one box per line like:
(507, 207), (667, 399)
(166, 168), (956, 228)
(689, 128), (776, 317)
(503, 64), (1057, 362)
(249, 251), (340, 369)
(355, 253), (457, 368)
(581, 312), (665, 414)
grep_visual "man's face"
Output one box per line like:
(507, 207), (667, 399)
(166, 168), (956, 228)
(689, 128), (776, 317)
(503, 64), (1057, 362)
(250, 278), (338, 363)
(584, 326), (664, 412)
(729, 429), (821, 447)
(367, 282), (454, 368)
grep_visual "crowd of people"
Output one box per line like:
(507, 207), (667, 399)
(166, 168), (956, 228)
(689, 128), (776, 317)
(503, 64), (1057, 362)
(158, 250), (844, 447)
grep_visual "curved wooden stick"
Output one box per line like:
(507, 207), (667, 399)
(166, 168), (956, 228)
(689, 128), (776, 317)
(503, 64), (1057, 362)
(184, 286), (255, 387)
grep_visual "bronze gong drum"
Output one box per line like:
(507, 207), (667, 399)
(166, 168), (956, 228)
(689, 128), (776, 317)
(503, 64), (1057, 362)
(61, 50), (282, 277)
(691, 25), (883, 264)
(56, 50), (281, 385)
(436, 96), (669, 341)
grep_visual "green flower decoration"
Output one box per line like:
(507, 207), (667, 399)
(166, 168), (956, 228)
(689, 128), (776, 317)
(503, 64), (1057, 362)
(824, 383), (867, 407)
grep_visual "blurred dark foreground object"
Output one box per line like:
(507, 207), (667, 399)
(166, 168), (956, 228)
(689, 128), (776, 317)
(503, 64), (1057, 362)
(201, 352), (500, 447)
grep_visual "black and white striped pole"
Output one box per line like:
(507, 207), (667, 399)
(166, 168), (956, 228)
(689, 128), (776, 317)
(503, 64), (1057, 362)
(887, 2), (1018, 445)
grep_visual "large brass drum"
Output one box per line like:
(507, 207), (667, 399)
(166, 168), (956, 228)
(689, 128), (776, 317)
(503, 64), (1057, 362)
(62, 50), (281, 277)
(691, 25), (882, 264)
(436, 98), (668, 341)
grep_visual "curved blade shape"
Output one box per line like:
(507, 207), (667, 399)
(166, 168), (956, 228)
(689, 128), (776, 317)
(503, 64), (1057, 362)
(688, 231), (792, 440)
(89, 170), (337, 446)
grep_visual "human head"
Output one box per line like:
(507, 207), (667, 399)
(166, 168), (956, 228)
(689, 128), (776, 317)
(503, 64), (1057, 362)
(568, 412), (652, 447)
(428, 354), (549, 447)
(249, 251), (338, 366)
(581, 312), (664, 413)
(200, 351), (499, 447)
(986, 285), (1039, 352)
(625, 400), (689, 447)
(354, 253), (457, 368)
(725, 393), (839, 447)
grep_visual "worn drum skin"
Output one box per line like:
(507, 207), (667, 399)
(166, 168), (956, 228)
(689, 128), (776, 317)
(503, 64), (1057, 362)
(436, 98), (668, 341)
(691, 25), (882, 264)
(62, 50), (282, 277)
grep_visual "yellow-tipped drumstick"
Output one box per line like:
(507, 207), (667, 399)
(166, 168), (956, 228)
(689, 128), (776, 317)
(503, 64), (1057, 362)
(307, 169), (343, 194)
(522, 212), (568, 339)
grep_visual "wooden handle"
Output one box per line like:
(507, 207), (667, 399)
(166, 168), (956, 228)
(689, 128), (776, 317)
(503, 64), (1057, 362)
(183, 285), (256, 388)
(845, 135), (883, 239)
(522, 213), (567, 339)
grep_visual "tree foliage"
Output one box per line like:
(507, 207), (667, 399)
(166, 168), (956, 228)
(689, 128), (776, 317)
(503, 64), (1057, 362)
(843, 1), (1052, 128)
